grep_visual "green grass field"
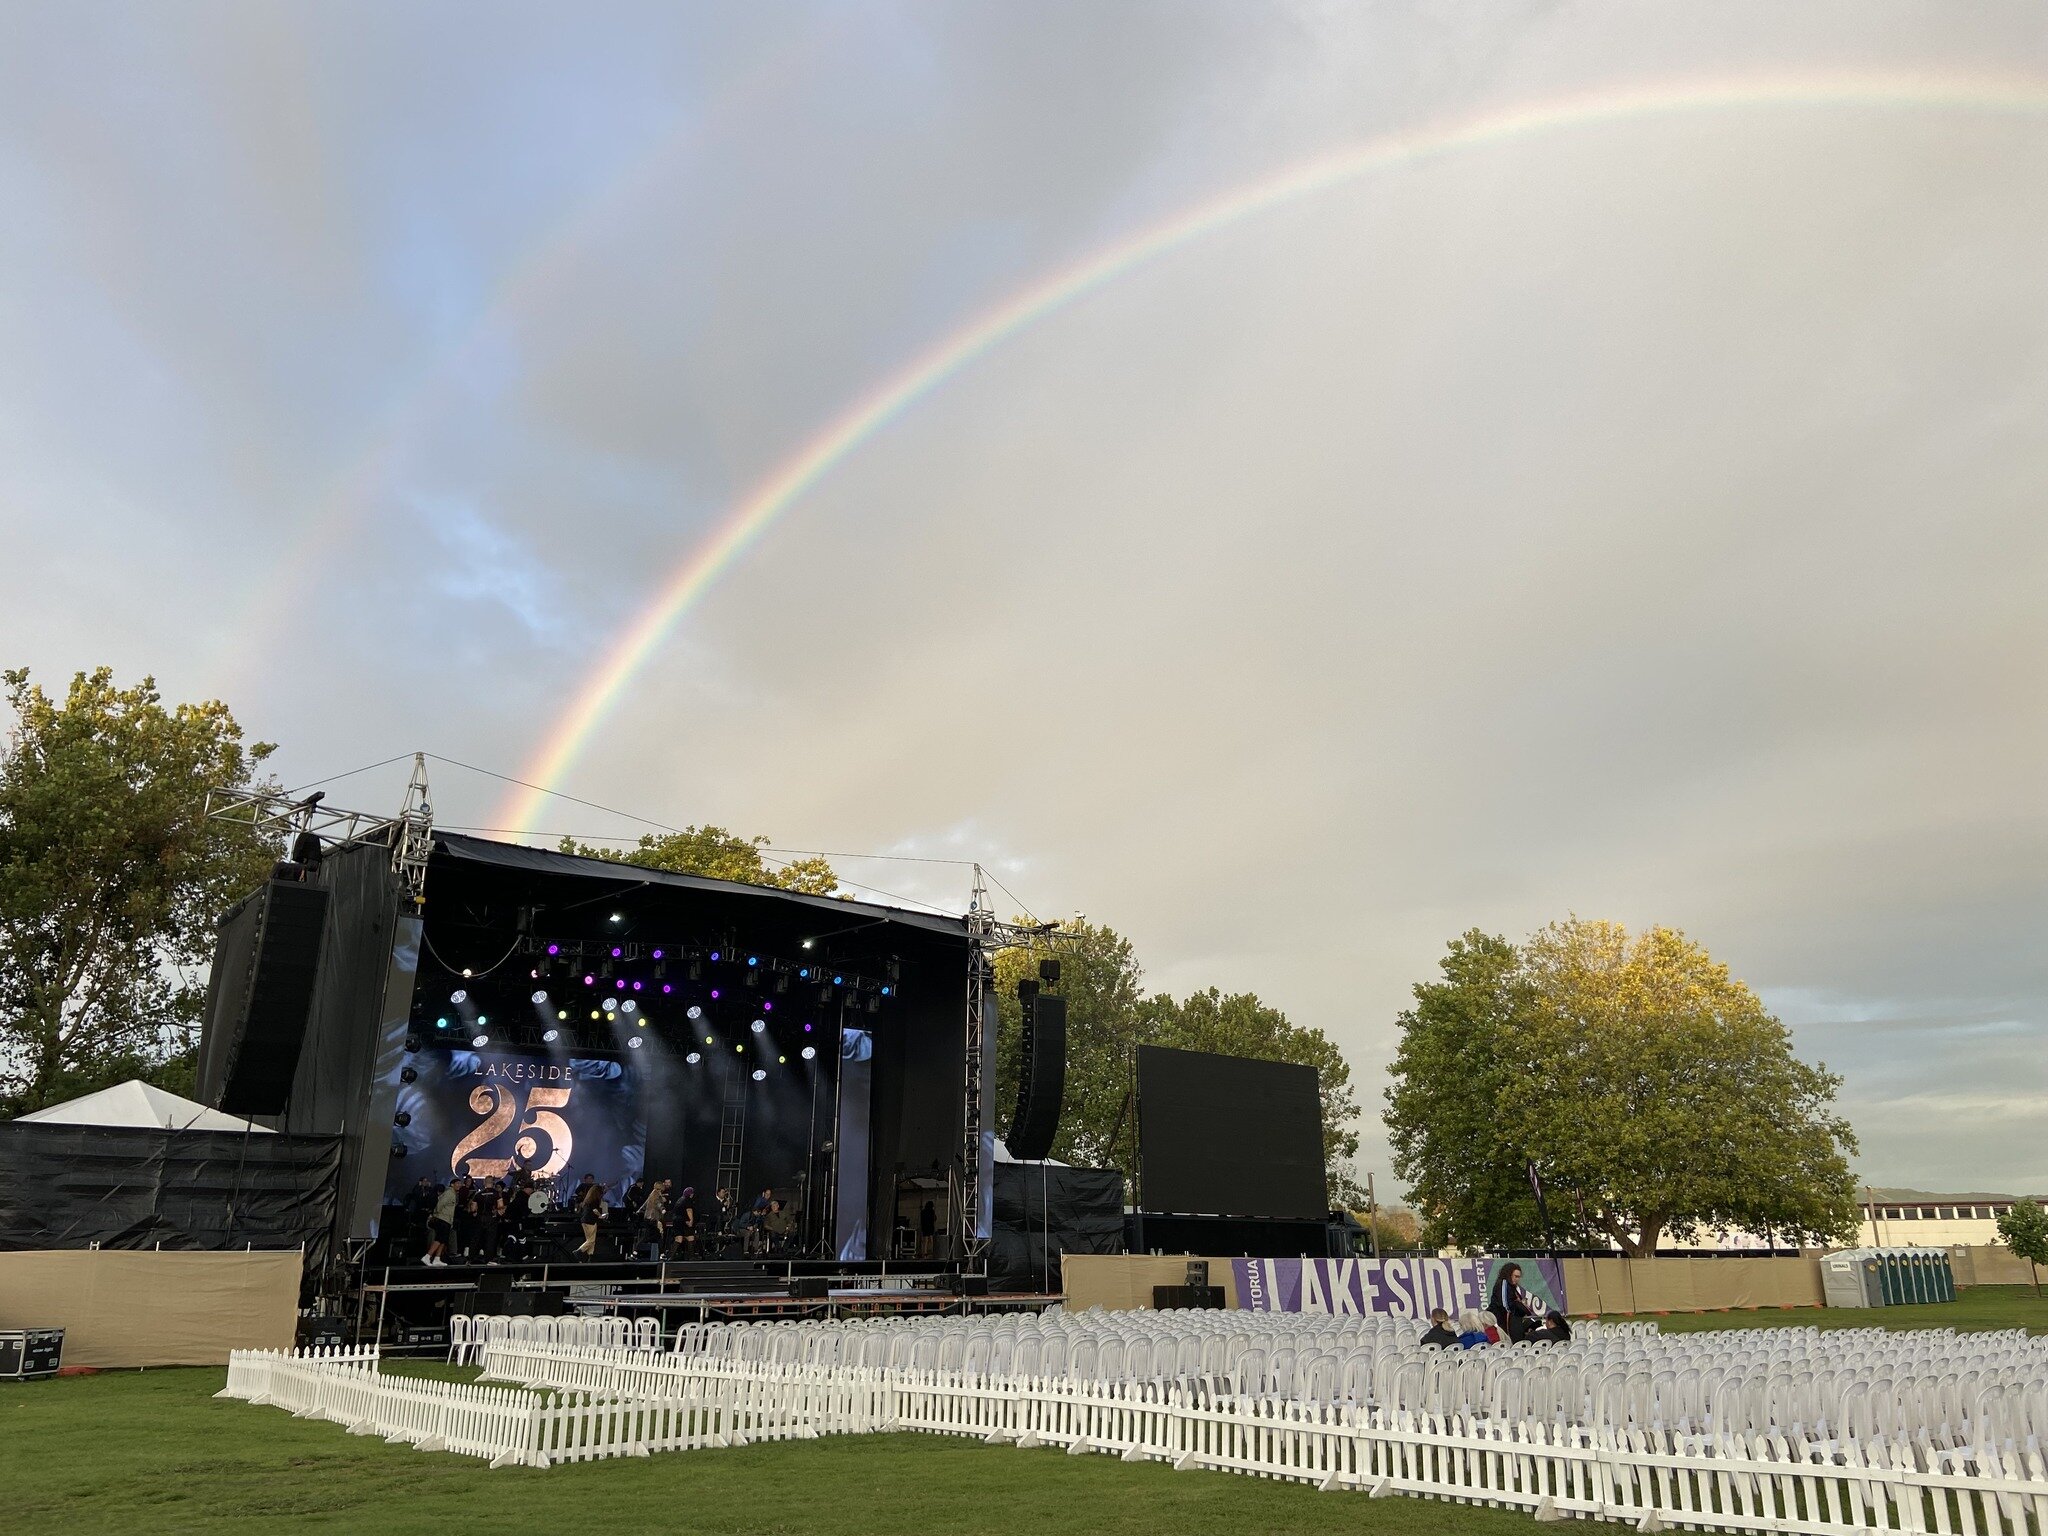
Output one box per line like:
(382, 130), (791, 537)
(7, 1289), (2043, 1536)
(1599, 1282), (2048, 1335)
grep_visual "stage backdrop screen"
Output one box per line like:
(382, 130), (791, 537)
(1136, 1045), (1325, 1220)
(385, 1050), (646, 1200)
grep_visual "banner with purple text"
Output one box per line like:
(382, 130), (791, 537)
(1229, 1256), (1568, 1317)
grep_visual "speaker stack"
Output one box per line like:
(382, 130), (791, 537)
(1006, 965), (1066, 1162)
(216, 878), (330, 1116)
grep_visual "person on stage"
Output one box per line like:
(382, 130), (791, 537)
(575, 1177), (608, 1259)
(424, 1179), (458, 1267)
(670, 1188), (698, 1258)
(639, 1179), (670, 1260)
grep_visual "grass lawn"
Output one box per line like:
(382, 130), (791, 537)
(10, 1292), (2043, 1535)
(1, 1361), (1532, 1536)
(1599, 1283), (2048, 1336)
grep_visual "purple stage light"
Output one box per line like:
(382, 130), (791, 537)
(583, 975), (594, 986)
(546, 944), (559, 956)
(652, 949), (664, 960)
(710, 950), (721, 962)
(632, 980), (643, 991)
(662, 984), (672, 994)
(762, 1000), (773, 1012)
(616, 979), (626, 990)
(611, 947), (622, 958)
(803, 1022), (813, 1033)
(710, 988), (720, 1000)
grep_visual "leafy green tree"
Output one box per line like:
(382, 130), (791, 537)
(993, 921), (1362, 1204)
(1997, 1199), (2048, 1296)
(1508, 918), (1859, 1256)
(558, 827), (836, 895)
(0, 668), (276, 1115)
(1384, 930), (1547, 1251)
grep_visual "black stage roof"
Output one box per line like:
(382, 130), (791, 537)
(431, 832), (971, 944)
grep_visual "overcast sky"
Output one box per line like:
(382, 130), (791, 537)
(4, 3), (2045, 1197)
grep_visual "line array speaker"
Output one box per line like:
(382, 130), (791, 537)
(1006, 984), (1065, 1162)
(217, 879), (330, 1115)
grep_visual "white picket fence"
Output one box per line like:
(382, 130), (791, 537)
(225, 1340), (2048, 1531)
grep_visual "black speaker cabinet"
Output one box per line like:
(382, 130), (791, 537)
(1006, 991), (1066, 1162)
(218, 879), (329, 1115)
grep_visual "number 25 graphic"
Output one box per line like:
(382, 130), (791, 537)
(450, 1084), (575, 1179)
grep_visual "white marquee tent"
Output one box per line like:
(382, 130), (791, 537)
(16, 1079), (271, 1133)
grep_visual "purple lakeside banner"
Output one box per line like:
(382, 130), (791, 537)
(1228, 1256), (1568, 1318)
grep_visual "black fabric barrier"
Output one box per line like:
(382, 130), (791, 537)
(0, 1124), (342, 1270)
(990, 1162), (1125, 1294)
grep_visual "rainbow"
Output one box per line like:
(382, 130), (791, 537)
(499, 68), (2048, 832)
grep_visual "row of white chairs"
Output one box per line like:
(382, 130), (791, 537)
(448, 1313), (660, 1364)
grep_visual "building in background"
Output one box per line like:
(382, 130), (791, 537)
(1857, 1189), (2038, 1249)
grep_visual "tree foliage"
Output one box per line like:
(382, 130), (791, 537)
(1385, 918), (1861, 1257)
(0, 668), (276, 1115)
(1997, 1199), (2048, 1296)
(993, 920), (1362, 1203)
(557, 827), (837, 895)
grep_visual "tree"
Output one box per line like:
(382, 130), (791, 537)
(557, 827), (837, 895)
(1997, 1199), (2048, 1296)
(0, 668), (276, 1115)
(992, 920), (1363, 1206)
(1384, 930), (1548, 1251)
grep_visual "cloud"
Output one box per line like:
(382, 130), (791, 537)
(1, 2), (2045, 1197)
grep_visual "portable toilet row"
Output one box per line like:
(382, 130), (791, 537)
(1821, 1247), (1957, 1308)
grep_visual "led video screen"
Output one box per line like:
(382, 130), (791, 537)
(386, 1049), (646, 1199)
(1136, 1045), (1325, 1220)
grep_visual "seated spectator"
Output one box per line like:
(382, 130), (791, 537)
(1526, 1298), (1572, 1344)
(1420, 1307), (1458, 1348)
(1456, 1310), (1491, 1349)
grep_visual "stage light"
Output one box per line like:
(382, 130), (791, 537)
(686, 1006), (703, 1020)
(880, 986), (892, 997)
(704, 1035), (714, 1045)
(777, 1055), (787, 1064)
(557, 1010), (568, 1021)
(610, 913), (622, 923)
(461, 968), (473, 978)
(611, 947), (622, 959)
(762, 1000), (774, 1012)
(686, 1052), (702, 1065)
(394, 1110), (411, 1127)
(616, 979), (626, 990)
(662, 984), (672, 994)
(709, 989), (721, 1000)
(531, 990), (548, 1004)
(632, 980), (643, 991)
(801, 1046), (816, 1061)
(530, 968), (540, 980)
(435, 1018), (450, 1030)
(802, 939), (814, 950)
(476, 1015), (488, 1026)
(451, 989), (468, 1004)
(591, 1011), (601, 1021)
(799, 967), (810, 979)
(802, 1022), (813, 1033)
(627, 1036), (643, 1049)
(602, 997), (617, 1013)
(546, 944), (560, 956)
(472, 1034), (490, 1047)
(747, 955), (758, 967)
(735, 1044), (744, 1053)
(833, 974), (844, 986)
(652, 949), (664, 960)
(750, 1019), (765, 1034)
(621, 1000), (637, 1014)
(401, 1065), (418, 1083)
(710, 950), (721, 962)
(542, 1029), (560, 1043)
(751, 1068), (766, 1082)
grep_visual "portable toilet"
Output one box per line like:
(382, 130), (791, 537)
(1910, 1250), (1932, 1304)
(1934, 1250), (1956, 1302)
(1822, 1249), (1884, 1308)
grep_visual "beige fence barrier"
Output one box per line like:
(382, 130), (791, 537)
(0, 1248), (301, 1367)
(1062, 1254), (1240, 1311)
(1949, 1245), (2044, 1288)
(1561, 1255), (1823, 1315)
